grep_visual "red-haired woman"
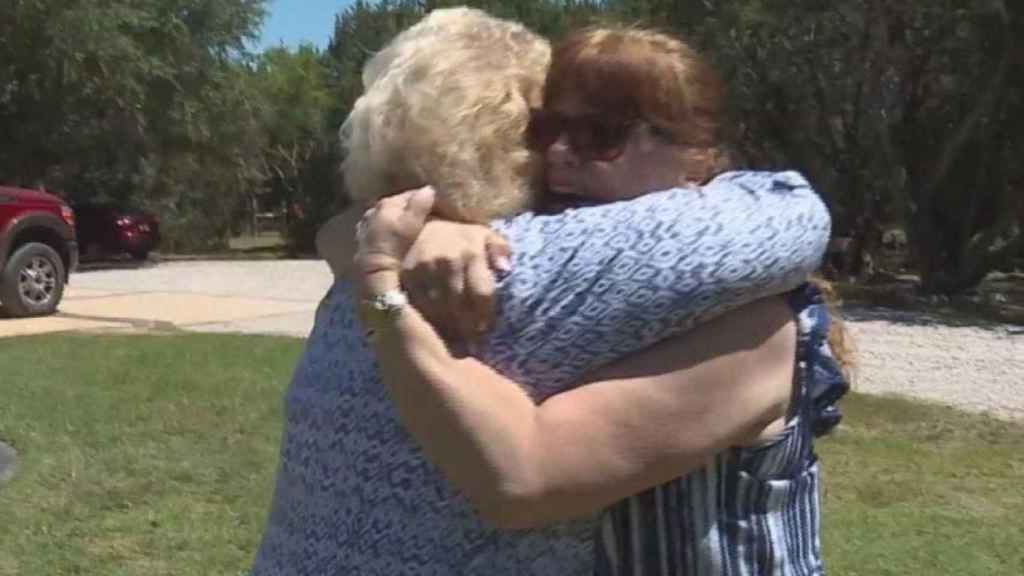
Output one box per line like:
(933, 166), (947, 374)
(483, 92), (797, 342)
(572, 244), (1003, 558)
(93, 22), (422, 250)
(356, 26), (849, 576)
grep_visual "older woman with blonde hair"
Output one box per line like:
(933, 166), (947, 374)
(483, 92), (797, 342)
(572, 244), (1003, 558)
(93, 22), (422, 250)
(339, 8), (548, 222)
(254, 8), (845, 576)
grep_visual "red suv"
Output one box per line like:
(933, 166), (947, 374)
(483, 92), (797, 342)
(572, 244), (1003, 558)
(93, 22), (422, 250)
(0, 186), (78, 317)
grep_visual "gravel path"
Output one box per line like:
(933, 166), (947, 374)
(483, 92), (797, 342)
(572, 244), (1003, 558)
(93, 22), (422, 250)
(843, 306), (1024, 421)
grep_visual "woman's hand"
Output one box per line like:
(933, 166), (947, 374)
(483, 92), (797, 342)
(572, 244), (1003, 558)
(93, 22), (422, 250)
(401, 221), (511, 342)
(354, 186), (436, 296)
(353, 185), (512, 342)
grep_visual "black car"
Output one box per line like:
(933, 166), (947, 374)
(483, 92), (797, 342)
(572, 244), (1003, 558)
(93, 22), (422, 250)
(73, 202), (160, 261)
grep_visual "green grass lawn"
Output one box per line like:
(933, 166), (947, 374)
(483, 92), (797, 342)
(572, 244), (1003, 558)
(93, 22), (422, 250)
(0, 334), (304, 576)
(1, 334), (1022, 575)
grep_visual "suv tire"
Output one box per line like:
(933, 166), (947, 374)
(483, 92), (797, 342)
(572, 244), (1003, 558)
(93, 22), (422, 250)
(0, 242), (66, 317)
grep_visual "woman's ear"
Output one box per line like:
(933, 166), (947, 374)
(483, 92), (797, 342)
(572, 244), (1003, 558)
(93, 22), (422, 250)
(317, 209), (364, 278)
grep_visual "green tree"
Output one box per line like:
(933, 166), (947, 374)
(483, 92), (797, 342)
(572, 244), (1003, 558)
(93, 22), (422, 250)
(0, 0), (268, 251)
(245, 44), (334, 251)
(622, 0), (1022, 292)
(8, 0), (1014, 277)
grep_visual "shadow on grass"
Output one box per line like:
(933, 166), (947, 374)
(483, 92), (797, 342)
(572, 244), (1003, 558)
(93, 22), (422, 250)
(834, 274), (1024, 331)
(76, 257), (157, 272)
(839, 304), (1022, 333)
(0, 440), (17, 485)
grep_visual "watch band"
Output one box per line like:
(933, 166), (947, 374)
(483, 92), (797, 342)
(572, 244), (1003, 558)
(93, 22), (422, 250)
(358, 289), (409, 341)
(365, 289), (409, 312)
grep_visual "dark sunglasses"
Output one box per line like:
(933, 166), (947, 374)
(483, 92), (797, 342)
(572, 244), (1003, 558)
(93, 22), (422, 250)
(525, 109), (639, 162)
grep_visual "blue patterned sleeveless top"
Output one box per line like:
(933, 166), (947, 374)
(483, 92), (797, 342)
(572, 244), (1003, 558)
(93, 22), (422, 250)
(250, 171), (835, 575)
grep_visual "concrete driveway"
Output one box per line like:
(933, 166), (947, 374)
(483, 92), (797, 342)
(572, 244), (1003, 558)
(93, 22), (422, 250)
(0, 260), (335, 339)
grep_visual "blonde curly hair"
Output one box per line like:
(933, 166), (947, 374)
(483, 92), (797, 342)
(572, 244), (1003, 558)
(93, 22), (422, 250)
(341, 7), (551, 222)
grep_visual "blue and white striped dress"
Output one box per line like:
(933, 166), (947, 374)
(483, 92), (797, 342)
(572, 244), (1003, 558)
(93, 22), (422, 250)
(251, 171), (841, 575)
(593, 283), (848, 576)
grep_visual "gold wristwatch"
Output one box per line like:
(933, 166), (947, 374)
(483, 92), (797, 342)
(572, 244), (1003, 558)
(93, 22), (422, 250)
(358, 289), (409, 342)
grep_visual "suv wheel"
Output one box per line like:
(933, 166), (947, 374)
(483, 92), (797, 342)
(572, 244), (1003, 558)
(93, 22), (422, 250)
(1, 242), (66, 317)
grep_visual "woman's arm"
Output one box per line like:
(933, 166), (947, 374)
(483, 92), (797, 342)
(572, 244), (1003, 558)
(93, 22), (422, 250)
(317, 209), (510, 342)
(357, 190), (796, 529)
(405, 171), (831, 393)
(368, 270), (794, 529)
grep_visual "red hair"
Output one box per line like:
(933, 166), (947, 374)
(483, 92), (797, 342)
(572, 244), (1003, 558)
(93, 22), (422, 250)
(547, 28), (856, 377)
(544, 27), (729, 183)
